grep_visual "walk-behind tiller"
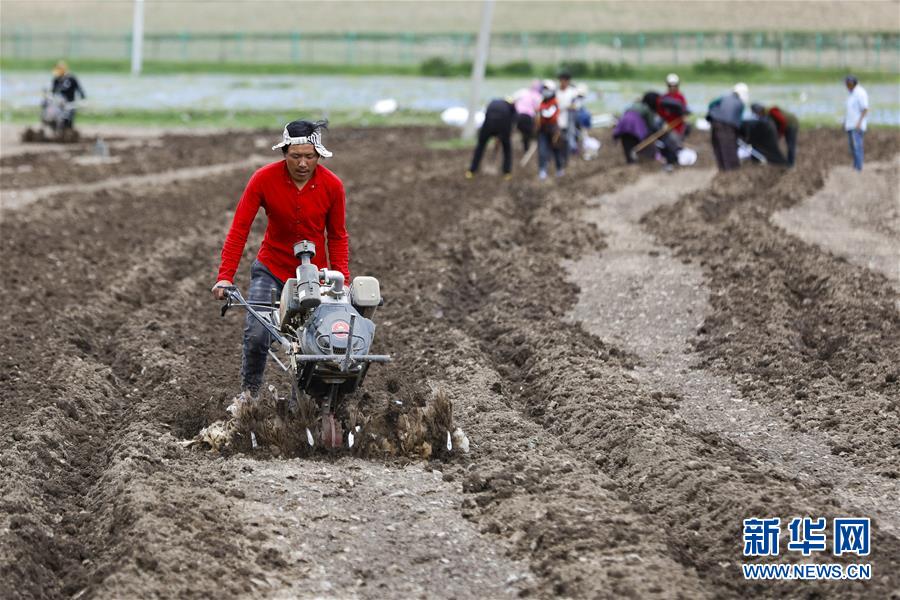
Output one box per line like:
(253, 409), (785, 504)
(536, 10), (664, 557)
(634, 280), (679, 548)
(21, 91), (81, 143)
(220, 240), (389, 449)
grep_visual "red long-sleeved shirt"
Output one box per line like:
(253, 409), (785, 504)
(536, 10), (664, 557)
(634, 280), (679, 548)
(217, 161), (350, 284)
(659, 91), (688, 134)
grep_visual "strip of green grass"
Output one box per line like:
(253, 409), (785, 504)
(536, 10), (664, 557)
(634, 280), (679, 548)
(2, 57), (897, 84)
(0, 107), (442, 128)
(6, 106), (893, 132)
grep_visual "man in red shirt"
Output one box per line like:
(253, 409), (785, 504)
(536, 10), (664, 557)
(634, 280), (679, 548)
(536, 80), (564, 180)
(212, 119), (350, 396)
(658, 73), (689, 144)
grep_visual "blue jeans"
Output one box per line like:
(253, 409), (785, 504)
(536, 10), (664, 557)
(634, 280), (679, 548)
(847, 129), (864, 171)
(241, 260), (284, 392)
(538, 130), (564, 173)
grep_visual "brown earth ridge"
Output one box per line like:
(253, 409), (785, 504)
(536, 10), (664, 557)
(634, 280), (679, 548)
(1, 126), (898, 598)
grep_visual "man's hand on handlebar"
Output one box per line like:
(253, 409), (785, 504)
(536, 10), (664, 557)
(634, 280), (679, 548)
(212, 280), (233, 300)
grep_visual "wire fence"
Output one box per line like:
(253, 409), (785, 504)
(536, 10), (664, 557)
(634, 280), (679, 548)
(3, 29), (899, 72)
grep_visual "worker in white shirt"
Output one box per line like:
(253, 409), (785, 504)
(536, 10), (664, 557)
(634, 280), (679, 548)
(843, 75), (869, 171)
(556, 70), (579, 167)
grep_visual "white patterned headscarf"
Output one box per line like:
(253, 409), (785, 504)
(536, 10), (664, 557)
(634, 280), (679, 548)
(271, 125), (332, 157)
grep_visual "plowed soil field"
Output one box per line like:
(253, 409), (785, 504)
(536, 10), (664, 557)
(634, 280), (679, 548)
(1, 124), (898, 599)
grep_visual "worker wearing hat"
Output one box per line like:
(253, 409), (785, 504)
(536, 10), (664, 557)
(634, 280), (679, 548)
(751, 102), (799, 166)
(658, 73), (689, 143)
(536, 80), (565, 180)
(844, 75), (868, 171)
(212, 119), (349, 399)
(50, 60), (85, 127)
(707, 83), (748, 171)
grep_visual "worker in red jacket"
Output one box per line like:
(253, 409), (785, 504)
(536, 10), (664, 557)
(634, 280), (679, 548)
(212, 119), (350, 399)
(751, 103), (799, 167)
(536, 80), (565, 180)
(658, 73), (689, 144)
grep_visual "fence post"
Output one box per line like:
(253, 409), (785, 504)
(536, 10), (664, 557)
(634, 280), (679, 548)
(874, 34), (881, 69)
(776, 33), (782, 68)
(754, 32), (762, 64)
(520, 32), (528, 61)
(291, 32), (301, 62)
(696, 32), (703, 62)
(180, 32), (189, 61)
(673, 32), (679, 65)
(402, 33), (413, 64)
(345, 32), (356, 64)
(784, 33), (790, 66)
(842, 32), (848, 68)
(13, 28), (23, 59)
(816, 33), (822, 69)
(895, 36), (900, 74)
(638, 33), (645, 65)
(727, 32), (735, 61)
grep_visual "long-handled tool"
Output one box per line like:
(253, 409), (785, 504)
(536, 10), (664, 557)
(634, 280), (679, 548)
(521, 127), (561, 167)
(630, 116), (683, 159)
(520, 142), (538, 167)
(738, 139), (767, 164)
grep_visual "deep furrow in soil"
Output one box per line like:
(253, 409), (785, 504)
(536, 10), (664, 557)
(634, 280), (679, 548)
(1, 126), (521, 598)
(0, 131), (267, 191)
(5, 125), (897, 599)
(564, 167), (900, 536)
(296, 143), (720, 596)
(0, 137), (270, 596)
(433, 157), (900, 598)
(642, 129), (900, 477)
(0, 164), (258, 425)
(0, 209), (263, 598)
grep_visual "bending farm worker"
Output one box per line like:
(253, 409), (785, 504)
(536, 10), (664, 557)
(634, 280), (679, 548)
(751, 103), (799, 167)
(212, 119), (350, 400)
(466, 97), (518, 180)
(659, 73), (690, 145)
(612, 98), (654, 164)
(739, 116), (788, 165)
(612, 92), (679, 170)
(513, 80), (542, 153)
(707, 83), (748, 171)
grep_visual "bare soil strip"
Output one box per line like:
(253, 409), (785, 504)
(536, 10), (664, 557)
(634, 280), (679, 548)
(565, 167), (900, 536)
(1, 156), (269, 211)
(772, 155), (900, 294)
(432, 155), (900, 598)
(643, 133), (900, 478)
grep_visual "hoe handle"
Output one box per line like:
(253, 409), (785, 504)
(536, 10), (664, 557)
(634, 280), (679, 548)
(632, 117), (682, 155)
